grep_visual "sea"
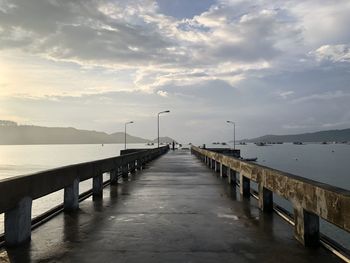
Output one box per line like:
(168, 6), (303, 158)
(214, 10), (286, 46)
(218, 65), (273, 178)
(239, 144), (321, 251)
(0, 143), (349, 249)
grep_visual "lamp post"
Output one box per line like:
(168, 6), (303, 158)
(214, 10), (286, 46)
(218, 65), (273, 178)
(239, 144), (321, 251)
(158, 110), (170, 148)
(226, 121), (236, 150)
(124, 121), (134, 150)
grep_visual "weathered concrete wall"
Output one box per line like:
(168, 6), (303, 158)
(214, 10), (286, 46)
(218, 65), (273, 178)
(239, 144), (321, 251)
(191, 146), (350, 247)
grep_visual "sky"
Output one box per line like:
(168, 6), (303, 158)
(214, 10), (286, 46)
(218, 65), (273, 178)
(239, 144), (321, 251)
(0, 0), (350, 144)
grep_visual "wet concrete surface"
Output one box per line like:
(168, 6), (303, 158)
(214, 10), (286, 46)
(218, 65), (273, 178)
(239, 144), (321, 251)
(0, 150), (342, 262)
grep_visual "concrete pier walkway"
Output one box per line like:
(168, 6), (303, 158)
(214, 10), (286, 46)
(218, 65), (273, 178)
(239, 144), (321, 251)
(1, 150), (341, 262)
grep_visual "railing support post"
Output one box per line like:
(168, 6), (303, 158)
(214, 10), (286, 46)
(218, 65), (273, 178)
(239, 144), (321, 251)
(5, 196), (32, 246)
(93, 174), (103, 199)
(64, 179), (79, 212)
(130, 161), (136, 173)
(258, 184), (273, 212)
(122, 164), (129, 178)
(110, 170), (118, 185)
(228, 169), (237, 185)
(294, 207), (320, 247)
(136, 159), (142, 170)
(215, 161), (220, 173)
(240, 174), (250, 198)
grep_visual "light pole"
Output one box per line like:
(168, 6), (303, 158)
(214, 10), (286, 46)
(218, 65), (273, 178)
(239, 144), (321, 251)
(124, 121), (134, 150)
(226, 121), (236, 150)
(158, 110), (170, 148)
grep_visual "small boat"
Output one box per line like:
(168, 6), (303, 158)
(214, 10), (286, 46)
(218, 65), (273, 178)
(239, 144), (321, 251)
(241, 157), (258, 162)
(221, 142), (227, 145)
(293, 142), (303, 145)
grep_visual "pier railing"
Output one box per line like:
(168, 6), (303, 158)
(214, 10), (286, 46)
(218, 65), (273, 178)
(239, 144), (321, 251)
(0, 146), (169, 247)
(191, 146), (350, 248)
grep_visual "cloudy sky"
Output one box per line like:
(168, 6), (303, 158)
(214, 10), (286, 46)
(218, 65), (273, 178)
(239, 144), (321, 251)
(0, 0), (350, 143)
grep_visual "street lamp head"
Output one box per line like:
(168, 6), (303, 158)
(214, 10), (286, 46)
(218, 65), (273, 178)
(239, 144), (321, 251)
(159, 110), (170, 115)
(125, 121), (134, 124)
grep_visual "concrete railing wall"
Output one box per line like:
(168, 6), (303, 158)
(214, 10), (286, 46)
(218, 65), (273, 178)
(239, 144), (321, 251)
(0, 146), (169, 247)
(191, 146), (350, 247)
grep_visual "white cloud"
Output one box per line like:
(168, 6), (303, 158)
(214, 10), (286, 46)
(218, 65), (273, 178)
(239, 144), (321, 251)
(310, 44), (350, 63)
(157, 90), (168, 97)
(279, 91), (294, 99)
(292, 90), (350, 104)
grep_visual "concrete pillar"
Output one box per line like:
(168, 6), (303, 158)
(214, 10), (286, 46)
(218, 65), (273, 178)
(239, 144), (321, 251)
(64, 179), (79, 212)
(214, 161), (220, 173)
(294, 207), (320, 247)
(122, 164), (129, 178)
(220, 164), (223, 178)
(110, 170), (118, 185)
(240, 173), (250, 198)
(136, 159), (142, 170)
(5, 197), (32, 246)
(130, 161), (136, 173)
(93, 174), (103, 198)
(228, 169), (237, 185)
(258, 184), (273, 212)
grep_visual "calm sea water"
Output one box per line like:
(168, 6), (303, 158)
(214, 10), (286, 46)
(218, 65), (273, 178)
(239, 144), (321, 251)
(0, 143), (349, 249)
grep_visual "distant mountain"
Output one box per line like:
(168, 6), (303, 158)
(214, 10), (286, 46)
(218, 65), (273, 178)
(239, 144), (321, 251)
(0, 122), (177, 145)
(242, 128), (350, 143)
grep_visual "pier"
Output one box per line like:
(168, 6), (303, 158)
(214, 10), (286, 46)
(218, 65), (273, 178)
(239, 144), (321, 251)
(0, 147), (349, 262)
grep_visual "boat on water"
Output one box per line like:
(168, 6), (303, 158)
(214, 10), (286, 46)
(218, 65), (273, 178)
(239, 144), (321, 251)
(293, 142), (303, 145)
(255, 142), (266, 146)
(241, 157), (258, 162)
